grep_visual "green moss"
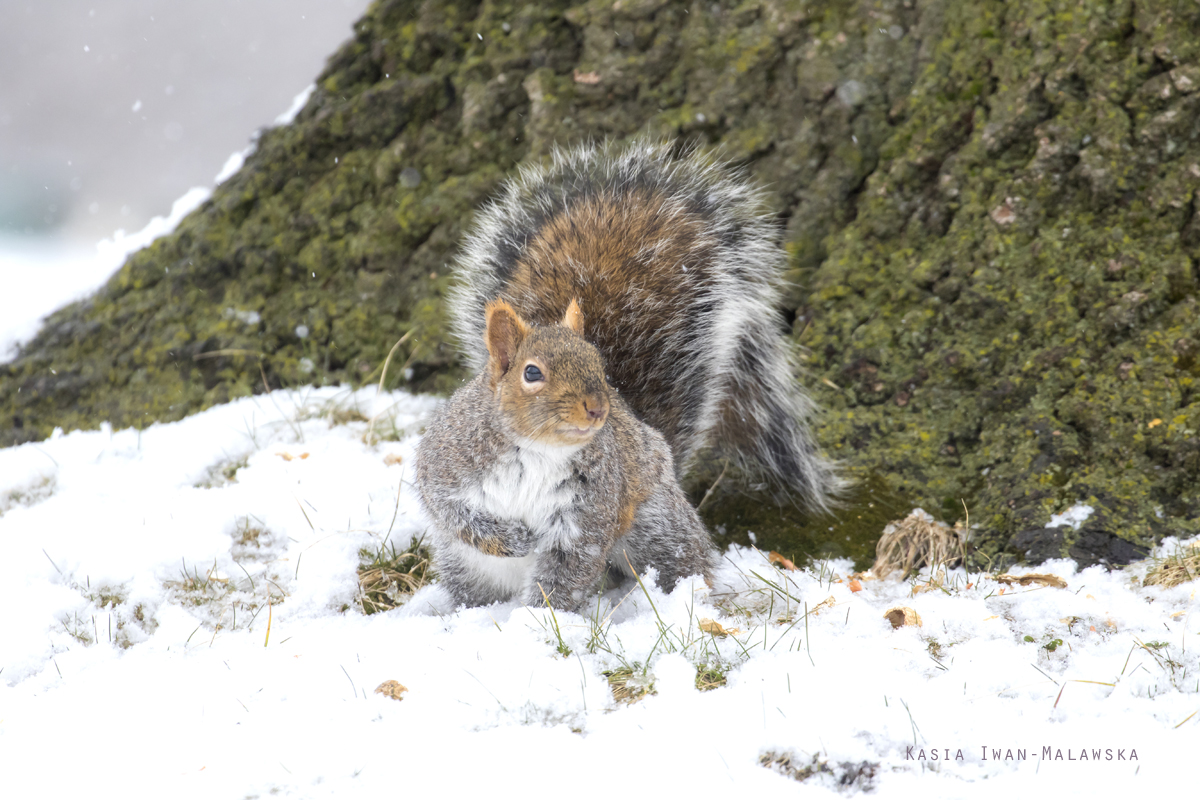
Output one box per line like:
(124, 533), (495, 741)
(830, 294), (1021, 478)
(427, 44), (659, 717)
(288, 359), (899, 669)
(697, 466), (910, 571)
(4, 0), (1200, 566)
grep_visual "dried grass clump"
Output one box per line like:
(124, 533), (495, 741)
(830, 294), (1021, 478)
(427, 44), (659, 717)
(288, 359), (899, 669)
(604, 667), (655, 704)
(760, 751), (831, 782)
(1143, 542), (1200, 588)
(357, 537), (431, 614)
(871, 508), (963, 580)
(759, 751), (879, 790)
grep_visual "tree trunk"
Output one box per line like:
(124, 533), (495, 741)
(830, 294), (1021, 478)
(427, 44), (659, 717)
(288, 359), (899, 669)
(4, 0), (1199, 566)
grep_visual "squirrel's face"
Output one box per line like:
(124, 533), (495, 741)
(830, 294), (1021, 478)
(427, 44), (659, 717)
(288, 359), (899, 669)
(485, 299), (611, 447)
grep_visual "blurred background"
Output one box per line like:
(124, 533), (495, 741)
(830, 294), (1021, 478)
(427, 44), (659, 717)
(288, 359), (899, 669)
(1, 0), (370, 242)
(0, 0), (371, 357)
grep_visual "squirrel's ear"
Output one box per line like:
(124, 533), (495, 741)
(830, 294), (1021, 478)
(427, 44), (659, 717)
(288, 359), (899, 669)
(561, 298), (584, 335)
(484, 300), (530, 378)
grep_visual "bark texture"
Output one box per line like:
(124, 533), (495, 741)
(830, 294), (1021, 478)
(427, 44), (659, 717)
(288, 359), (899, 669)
(4, 0), (1200, 566)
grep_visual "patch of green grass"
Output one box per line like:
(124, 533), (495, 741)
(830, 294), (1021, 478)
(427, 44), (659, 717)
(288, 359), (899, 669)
(695, 664), (727, 691)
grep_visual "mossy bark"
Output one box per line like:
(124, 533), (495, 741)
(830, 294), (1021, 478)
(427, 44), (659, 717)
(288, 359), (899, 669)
(4, 0), (1199, 567)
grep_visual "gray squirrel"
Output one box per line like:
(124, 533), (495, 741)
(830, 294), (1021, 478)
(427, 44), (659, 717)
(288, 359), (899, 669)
(415, 141), (840, 610)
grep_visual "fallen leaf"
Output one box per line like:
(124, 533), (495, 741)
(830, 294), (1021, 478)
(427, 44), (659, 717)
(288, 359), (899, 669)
(767, 551), (796, 571)
(383, 454), (404, 467)
(699, 618), (739, 637)
(276, 452), (310, 462)
(810, 595), (837, 615)
(848, 579), (863, 593)
(884, 606), (922, 628)
(374, 680), (408, 701)
(995, 573), (1068, 589)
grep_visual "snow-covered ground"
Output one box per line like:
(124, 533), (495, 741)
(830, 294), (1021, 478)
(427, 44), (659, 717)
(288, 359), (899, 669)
(1, 85), (1196, 794)
(0, 385), (1195, 797)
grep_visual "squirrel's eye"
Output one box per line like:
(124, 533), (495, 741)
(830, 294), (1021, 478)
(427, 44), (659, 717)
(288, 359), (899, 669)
(523, 364), (544, 382)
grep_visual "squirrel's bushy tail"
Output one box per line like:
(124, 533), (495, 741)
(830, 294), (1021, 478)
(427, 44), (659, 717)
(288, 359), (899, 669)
(448, 140), (843, 511)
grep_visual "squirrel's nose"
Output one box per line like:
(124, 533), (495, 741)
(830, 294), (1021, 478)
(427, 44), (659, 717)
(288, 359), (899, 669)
(584, 398), (607, 420)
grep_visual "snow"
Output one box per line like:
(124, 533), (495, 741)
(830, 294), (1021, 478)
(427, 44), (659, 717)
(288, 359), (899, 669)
(214, 148), (253, 185)
(275, 83), (316, 126)
(1048, 504), (1095, 530)
(0, 379), (1195, 796)
(0, 238), (115, 359)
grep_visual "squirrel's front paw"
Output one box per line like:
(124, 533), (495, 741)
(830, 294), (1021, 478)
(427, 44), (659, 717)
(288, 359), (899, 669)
(503, 521), (537, 557)
(458, 517), (537, 558)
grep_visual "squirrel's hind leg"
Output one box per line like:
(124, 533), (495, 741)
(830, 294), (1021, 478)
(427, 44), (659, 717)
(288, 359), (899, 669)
(612, 492), (718, 593)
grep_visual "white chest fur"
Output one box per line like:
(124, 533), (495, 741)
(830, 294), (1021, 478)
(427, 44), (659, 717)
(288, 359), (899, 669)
(445, 439), (585, 600)
(471, 438), (582, 529)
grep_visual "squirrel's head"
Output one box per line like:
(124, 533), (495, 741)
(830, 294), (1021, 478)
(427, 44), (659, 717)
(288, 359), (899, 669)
(484, 298), (611, 447)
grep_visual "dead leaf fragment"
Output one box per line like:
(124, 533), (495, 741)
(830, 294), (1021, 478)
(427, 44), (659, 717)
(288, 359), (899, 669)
(276, 452), (310, 462)
(699, 618), (740, 637)
(810, 595), (837, 615)
(884, 606), (923, 628)
(374, 680), (408, 701)
(848, 578), (863, 593)
(383, 453), (404, 467)
(768, 551), (796, 571)
(572, 69), (601, 84)
(995, 573), (1067, 589)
